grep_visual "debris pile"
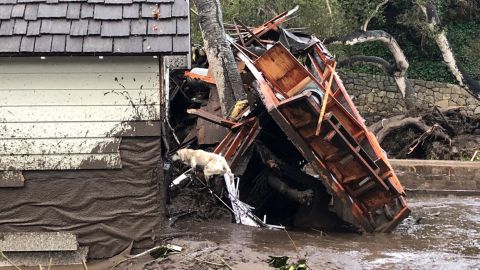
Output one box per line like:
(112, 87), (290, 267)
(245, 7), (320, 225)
(168, 8), (410, 233)
(369, 107), (480, 160)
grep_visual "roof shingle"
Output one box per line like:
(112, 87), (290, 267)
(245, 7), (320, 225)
(0, 0), (189, 55)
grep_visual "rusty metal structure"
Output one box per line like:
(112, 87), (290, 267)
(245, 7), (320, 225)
(186, 8), (410, 232)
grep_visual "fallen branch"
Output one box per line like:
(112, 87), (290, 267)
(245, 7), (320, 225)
(374, 116), (450, 144)
(82, 259), (88, 270)
(408, 124), (446, 154)
(111, 244), (182, 269)
(362, 0), (389, 32)
(194, 257), (226, 268)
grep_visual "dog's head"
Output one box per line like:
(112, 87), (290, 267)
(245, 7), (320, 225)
(171, 149), (189, 162)
(171, 151), (181, 162)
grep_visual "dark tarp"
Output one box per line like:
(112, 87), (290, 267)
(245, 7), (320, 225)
(0, 137), (166, 259)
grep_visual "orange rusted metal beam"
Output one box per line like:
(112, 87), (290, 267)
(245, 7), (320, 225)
(184, 70), (215, 85)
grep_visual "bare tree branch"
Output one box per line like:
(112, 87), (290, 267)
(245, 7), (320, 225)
(325, 30), (409, 76)
(419, 1), (480, 99)
(362, 0), (389, 32)
(325, 0), (332, 15)
(325, 30), (415, 110)
(337, 55), (395, 75)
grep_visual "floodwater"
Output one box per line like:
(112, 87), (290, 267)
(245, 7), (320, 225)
(179, 196), (480, 269)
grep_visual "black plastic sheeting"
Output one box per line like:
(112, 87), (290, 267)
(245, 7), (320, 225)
(0, 137), (166, 259)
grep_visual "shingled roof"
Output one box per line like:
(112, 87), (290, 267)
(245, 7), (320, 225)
(0, 0), (190, 55)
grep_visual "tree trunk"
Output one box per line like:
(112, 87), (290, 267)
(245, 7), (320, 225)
(193, 0), (245, 117)
(325, 30), (417, 110)
(420, 1), (480, 99)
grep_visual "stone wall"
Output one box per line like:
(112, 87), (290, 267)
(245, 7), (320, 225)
(339, 72), (480, 123)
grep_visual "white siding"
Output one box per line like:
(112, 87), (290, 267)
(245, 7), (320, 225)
(0, 56), (160, 171)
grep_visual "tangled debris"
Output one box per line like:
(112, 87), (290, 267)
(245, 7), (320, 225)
(167, 7), (410, 233)
(370, 107), (480, 160)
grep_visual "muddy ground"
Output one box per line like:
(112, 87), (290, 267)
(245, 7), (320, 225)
(3, 196), (478, 269)
(105, 196), (479, 270)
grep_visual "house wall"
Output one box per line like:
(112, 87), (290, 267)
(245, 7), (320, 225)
(0, 56), (166, 258)
(0, 56), (161, 172)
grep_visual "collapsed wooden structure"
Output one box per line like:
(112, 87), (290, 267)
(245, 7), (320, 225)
(186, 8), (410, 232)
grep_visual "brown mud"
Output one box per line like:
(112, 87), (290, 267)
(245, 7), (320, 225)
(3, 196), (478, 269)
(115, 196), (479, 269)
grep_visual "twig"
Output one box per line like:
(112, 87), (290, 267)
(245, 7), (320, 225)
(47, 258), (52, 270)
(471, 150), (479, 161)
(282, 227), (299, 253)
(110, 245), (164, 269)
(38, 265), (43, 270)
(217, 255), (234, 270)
(362, 0), (389, 31)
(325, 0), (332, 15)
(190, 8), (198, 16)
(82, 259), (88, 270)
(0, 250), (22, 270)
(310, 227), (327, 236)
(190, 247), (219, 258)
(194, 257), (225, 268)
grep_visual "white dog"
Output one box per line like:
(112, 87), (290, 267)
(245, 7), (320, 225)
(171, 149), (233, 182)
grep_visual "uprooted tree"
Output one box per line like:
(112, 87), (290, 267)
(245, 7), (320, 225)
(192, 0), (244, 117)
(319, 1), (479, 160)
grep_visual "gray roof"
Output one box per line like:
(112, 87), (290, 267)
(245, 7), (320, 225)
(0, 0), (190, 55)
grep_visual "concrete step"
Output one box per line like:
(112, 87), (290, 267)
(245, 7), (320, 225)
(0, 232), (77, 252)
(0, 247), (88, 267)
(0, 232), (87, 267)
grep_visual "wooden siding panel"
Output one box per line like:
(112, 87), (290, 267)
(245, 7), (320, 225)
(0, 138), (120, 155)
(0, 73), (159, 90)
(0, 153), (122, 170)
(0, 56), (158, 73)
(0, 105), (160, 122)
(0, 121), (161, 139)
(0, 89), (160, 106)
(0, 56), (160, 172)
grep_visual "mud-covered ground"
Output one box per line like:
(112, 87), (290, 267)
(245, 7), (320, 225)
(108, 196), (479, 270)
(4, 196), (478, 269)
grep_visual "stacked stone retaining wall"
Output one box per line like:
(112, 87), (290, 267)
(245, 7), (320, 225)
(339, 72), (480, 123)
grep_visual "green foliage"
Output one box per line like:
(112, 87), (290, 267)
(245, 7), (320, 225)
(190, 0), (479, 83)
(446, 21), (480, 81)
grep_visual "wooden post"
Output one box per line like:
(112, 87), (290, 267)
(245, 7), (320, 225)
(315, 62), (336, 136)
